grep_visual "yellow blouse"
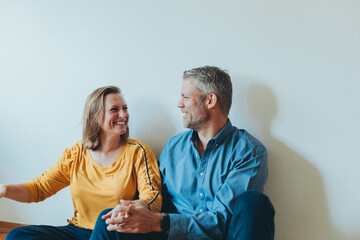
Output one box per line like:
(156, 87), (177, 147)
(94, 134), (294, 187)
(25, 139), (162, 229)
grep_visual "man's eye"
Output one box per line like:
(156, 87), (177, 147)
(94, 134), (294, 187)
(123, 107), (128, 110)
(111, 108), (118, 111)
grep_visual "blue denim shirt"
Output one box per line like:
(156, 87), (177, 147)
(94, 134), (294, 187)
(159, 120), (268, 240)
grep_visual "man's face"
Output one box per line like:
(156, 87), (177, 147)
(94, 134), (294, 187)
(177, 77), (210, 131)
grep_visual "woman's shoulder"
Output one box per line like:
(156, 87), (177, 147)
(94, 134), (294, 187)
(126, 138), (149, 148)
(68, 141), (84, 152)
(62, 141), (85, 161)
(125, 138), (154, 154)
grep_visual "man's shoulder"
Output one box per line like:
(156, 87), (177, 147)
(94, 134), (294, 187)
(166, 130), (192, 146)
(230, 127), (267, 155)
(240, 130), (264, 146)
(225, 122), (265, 147)
(159, 130), (193, 162)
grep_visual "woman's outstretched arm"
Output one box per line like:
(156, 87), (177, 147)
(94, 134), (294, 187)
(0, 183), (29, 203)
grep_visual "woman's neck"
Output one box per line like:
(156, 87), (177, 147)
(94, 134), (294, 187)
(90, 134), (125, 166)
(99, 134), (123, 153)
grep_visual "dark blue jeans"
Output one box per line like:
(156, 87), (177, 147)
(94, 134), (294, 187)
(90, 210), (168, 240)
(5, 224), (92, 240)
(226, 190), (275, 240)
(5, 218), (167, 240)
(6, 191), (274, 240)
(92, 190), (274, 240)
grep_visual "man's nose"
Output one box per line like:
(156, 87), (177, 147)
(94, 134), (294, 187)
(177, 99), (184, 108)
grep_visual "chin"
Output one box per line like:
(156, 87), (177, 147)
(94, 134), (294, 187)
(115, 128), (127, 135)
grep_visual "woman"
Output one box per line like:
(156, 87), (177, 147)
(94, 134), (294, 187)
(0, 86), (162, 239)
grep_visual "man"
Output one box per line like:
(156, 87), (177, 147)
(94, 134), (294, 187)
(91, 66), (275, 240)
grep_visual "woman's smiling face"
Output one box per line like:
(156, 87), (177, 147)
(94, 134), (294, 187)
(101, 93), (129, 137)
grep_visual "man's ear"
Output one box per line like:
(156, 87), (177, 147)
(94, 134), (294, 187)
(206, 93), (218, 109)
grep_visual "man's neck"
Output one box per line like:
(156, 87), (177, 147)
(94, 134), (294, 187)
(196, 116), (228, 157)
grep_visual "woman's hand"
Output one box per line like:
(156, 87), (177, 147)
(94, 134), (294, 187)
(0, 184), (7, 198)
(102, 199), (149, 220)
(0, 183), (29, 202)
(102, 199), (162, 234)
(102, 199), (144, 231)
(118, 199), (149, 209)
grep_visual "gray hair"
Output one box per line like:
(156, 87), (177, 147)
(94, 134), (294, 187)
(183, 66), (232, 115)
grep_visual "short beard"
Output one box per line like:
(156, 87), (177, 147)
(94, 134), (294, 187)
(184, 100), (210, 131)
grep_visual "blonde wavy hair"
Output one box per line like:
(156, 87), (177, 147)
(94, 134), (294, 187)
(82, 86), (129, 150)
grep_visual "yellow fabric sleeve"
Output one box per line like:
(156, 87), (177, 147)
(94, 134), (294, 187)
(25, 143), (80, 203)
(23, 140), (162, 229)
(132, 142), (162, 212)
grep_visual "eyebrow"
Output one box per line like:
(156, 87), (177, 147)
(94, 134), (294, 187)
(107, 104), (127, 109)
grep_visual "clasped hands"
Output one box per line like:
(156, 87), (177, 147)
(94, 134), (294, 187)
(102, 199), (162, 234)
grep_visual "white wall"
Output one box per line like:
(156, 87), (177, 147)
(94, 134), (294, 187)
(1, 1), (359, 239)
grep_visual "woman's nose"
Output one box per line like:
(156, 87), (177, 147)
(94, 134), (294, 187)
(118, 110), (126, 117)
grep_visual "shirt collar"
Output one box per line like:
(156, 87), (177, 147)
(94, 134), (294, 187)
(190, 119), (234, 146)
(213, 119), (233, 145)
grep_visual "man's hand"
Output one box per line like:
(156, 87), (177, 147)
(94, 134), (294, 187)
(102, 199), (149, 222)
(102, 199), (162, 234)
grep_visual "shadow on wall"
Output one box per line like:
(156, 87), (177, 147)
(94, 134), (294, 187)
(244, 84), (357, 240)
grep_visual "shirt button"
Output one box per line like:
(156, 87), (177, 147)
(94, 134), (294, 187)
(199, 209), (203, 212)
(200, 172), (204, 176)
(216, 144), (219, 147)
(199, 193), (203, 197)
